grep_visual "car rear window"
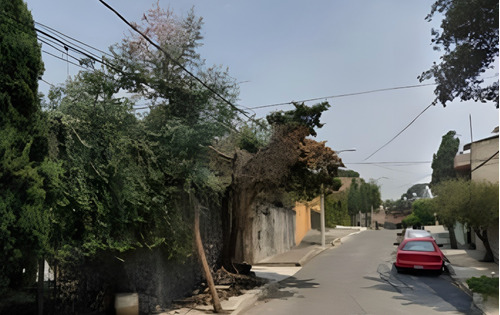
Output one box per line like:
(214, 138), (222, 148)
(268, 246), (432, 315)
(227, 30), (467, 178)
(407, 230), (431, 238)
(402, 241), (435, 252)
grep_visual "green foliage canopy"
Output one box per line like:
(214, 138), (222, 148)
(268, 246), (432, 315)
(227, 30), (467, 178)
(0, 0), (61, 292)
(419, 0), (499, 107)
(431, 130), (460, 186)
(347, 178), (381, 216)
(433, 178), (499, 260)
(402, 199), (436, 227)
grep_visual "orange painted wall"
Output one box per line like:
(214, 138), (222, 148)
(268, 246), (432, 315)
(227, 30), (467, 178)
(294, 196), (321, 245)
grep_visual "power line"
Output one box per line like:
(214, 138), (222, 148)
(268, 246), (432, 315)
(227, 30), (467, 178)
(0, 11), (120, 74)
(249, 83), (438, 110)
(347, 161), (432, 165)
(42, 49), (87, 70)
(471, 151), (499, 172)
(40, 79), (55, 87)
(38, 37), (86, 66)
(35, 21), (114, 60)
(97, 0), (253, 122)
(363, 103), (434, 161)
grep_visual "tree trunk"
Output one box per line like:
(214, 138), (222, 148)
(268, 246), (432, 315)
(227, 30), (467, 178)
(222, 185), (257, 272)
(37, 258), (44, 315)
(446, 223), (458, 249)
(192, 194), (223, 313)
(474, 228), (494, 262)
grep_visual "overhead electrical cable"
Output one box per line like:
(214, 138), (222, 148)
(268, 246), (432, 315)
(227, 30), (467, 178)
(363, 103), (434, 161)
(471, 151), (499, 173)
(40, 79), (55, 87)
(42, 49), (88, 70)
(0, 11), (121, 74)
(346, 161), (431, 165)
(35, 20), (115, 60)
(38, 38), (86, 65)
(248, 75), (498, 110)
(249, 83), (438, 110)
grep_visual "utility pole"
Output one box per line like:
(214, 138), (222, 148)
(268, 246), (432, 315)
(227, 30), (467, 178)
(370, 205), (373, 229)
(320, 185), (325, 247)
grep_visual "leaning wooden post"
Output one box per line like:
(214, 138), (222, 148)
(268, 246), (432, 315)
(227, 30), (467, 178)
(191, 193), (223, 313)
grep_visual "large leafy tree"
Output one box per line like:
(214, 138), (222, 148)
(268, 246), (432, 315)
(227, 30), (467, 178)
(47, 70), (192, 257)
(431, 130), (460, 185)
(211, 102), (344, 268)
(0, 0), (61, 292)
(419, 0), (499, 107)
(107, 5), (240, 311)
(434, 179), (498, 261)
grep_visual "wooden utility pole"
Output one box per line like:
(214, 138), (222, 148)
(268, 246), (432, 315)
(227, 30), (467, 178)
(191, 193), (223, 313)
(320, 186), (325, 247)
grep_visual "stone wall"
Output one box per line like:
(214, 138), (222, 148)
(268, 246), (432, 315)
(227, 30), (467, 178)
(54, 198), (297, 313)
(55, 199), (222, 314)
(249, 202), (296, 264)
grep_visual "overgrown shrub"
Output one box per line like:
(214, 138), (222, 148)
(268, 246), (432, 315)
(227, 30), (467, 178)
(466, 276), (499, 297)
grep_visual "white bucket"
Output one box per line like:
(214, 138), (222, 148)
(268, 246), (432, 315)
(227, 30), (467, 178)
(115, 293), (139, 315)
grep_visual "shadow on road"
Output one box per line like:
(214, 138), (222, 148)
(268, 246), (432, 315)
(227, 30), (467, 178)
(362, 263), (481, 314)
(258, 277), (319, 301)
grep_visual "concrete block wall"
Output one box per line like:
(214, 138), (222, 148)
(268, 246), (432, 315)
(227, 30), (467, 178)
(250, 203), (296, 264)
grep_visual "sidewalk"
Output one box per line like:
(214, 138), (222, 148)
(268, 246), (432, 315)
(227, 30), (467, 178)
(255, 226), (366, 267)
(442, 248), (499, 315)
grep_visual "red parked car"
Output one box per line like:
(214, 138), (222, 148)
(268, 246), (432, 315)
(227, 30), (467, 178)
(394, 237), (448, 273)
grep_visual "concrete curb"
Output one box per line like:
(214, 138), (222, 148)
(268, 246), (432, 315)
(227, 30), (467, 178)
(297, 246), (328, 266)
(230, 282), (279, 315)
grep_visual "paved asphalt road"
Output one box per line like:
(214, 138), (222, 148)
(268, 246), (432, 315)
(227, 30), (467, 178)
(242, 229), (480, 315)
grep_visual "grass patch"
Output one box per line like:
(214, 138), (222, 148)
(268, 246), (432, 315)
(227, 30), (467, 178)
(466, 276), (499, 297)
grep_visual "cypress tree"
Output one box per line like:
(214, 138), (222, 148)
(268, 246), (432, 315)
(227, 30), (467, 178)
(0, 0), (50, 292)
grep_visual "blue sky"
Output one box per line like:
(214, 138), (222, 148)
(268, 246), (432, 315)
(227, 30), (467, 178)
(25, 0), (499, 200)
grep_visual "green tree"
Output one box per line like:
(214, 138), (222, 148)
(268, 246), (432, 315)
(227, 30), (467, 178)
(402, 199), (436, 227)
(434, 179), (498, 261)
(107, 6), (241, 311)
(337, 169), (360, 177)
(431, 131), (460, 185)
(47, 70), (192, 257)
(347, 178), (381, 226)
(0, 0), (62, 293)
(412, 199), (436, 226)
(325, 193), (350, 227)
(431, 130), (460, 247)
(419, 0), (499, 107)
(212, 102), (344, 269)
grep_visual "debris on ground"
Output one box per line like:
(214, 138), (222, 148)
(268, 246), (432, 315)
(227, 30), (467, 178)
(169, 267), (268, 310)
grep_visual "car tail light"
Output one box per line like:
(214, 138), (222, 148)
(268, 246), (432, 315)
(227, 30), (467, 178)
(398, 253), (441, 262)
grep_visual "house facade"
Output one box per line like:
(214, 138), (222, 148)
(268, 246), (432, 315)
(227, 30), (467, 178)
(454, 129), (499, 262)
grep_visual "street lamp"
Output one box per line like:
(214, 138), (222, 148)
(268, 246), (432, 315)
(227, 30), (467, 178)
(335, 148), (356, 154)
